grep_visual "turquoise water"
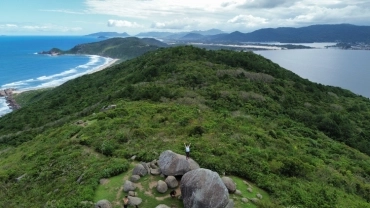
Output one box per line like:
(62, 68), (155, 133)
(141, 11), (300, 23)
(0, 36), (111, 116)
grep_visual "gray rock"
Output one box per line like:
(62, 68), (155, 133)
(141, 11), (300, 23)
(141, 162), (151, 174)
(225, 199), (234, 208)
(241, 198), (248, 203)
(165, 176), (178, 189)
(95, 199), (112, 208)
(130, 175), (141, 182)
(247, 187), (253, 193)
(256, 193), (263, 199)
(150, 161), (159, 169)
(131, 155), (136, 160)
(156, 180), (168, 193)
(222, 177), (236, 193)
(132, 164), (148, 176)
(155, 205), (171, 208)
(151, 168), (161, 175)
(181, 168), (229, 208)
(123, 180), (136, 192)
(128, 196), (142, 206)
(234, 190), (242, 196)
(128, 191), (137, 197)
(158, 150), (199, 176)
(250, 198), (259, 204)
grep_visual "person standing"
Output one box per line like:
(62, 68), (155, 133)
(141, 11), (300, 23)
(184, 142), (191, 160)
(123, 196), (129, 208)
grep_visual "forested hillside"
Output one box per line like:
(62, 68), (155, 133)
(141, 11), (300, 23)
(1, 46), (370, 207)
(63, 37), (167, 60)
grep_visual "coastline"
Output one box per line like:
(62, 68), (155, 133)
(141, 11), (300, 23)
(0, 57), (120, 113)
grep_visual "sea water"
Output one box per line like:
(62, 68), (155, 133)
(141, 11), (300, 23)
(0, 36), (111, 116)
(255, 48), (370, 99)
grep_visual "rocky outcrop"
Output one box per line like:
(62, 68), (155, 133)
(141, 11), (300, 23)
(156, 180), (168, 193)
(165, 176), (178, 189)
(132, 164), (148, 176)
(130, 175), (140, 182)
(156, 205), (171, 208)
(151, 168), (161, 175)
(123, 180), (136, 192)
(180, 168), (230, 208)
(222, 177), (236, 193)
(0, 89), (20, 110)
(158, 150), (199, 176)
(128, 196), (142, 206)
(95, 199), (112, 208)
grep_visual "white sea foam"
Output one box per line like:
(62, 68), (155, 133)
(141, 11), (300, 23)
(36, 69), (77, 81)
(0, 97), (12, 117)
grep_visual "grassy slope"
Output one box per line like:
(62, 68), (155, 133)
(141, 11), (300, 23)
(1, 46), (370, 207)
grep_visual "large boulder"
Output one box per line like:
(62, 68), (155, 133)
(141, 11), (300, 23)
(151, 168), (161, 175)
(221, 176), (236, 193)
(158, 150), (199, 176)
(132, 164), (148, 176)
(165, 176), (178, 189)
(181, 168), (229, 208)
(95, 199), (112, 208)
(156, 205), (171, 208)
(128, 196), (142, 206)
(156, 180), (168, 193)
(130, 175), (140, 182)
(123, 180), (136, 192)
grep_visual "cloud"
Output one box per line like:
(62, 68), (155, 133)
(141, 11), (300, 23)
(83, 0), (370, 33)
(0, 23), (82, 33)
(238, 0), (296, 9)
(151, 18), (199, 30)
(228, 15), (268, 26)
(40, 9), (86, 15)
(107, 20), (143, 28)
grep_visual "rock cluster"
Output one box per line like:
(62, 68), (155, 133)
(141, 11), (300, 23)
(96, 150), (238, 208)
(0, 88), (20, 110)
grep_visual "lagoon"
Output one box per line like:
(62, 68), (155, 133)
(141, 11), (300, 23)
(254, 49), (370, 98)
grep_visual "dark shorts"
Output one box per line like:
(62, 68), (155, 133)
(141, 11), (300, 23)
(124, 205), (128, 208)
(186, 151), (190, 157)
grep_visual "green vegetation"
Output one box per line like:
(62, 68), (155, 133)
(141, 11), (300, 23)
(1, 46), (370, 207)
(64, 37), (167, 60)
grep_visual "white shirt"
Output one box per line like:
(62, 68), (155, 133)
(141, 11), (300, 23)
(186, 146), (190, 152)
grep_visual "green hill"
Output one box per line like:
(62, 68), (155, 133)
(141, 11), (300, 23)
(1, 46), (370, 207)
(62, 37), (167, 60)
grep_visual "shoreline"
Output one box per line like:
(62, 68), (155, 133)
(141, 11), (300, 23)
(0, 57), (120, 112)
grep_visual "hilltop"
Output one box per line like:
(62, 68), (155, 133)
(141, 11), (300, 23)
(39, 37), (168, 60)
(1, 46), (370, 207)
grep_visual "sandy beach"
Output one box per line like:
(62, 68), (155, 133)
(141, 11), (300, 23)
(10, 58), (120, 95)
(88, 58), (120, 74)
(0, 58), (120, 113)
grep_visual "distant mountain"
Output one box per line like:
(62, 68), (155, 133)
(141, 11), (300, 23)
(86, 32), (130, 37)
(135, 29), (225, 40)
(135, 32), (173, 38)
(65, 37), (167, 60)
(211, 24), (370, 43)
(179, 33), (205, 41)
(189, 29), (225, 36)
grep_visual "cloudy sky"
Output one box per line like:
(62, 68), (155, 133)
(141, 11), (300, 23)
(1, 0), (370, 35)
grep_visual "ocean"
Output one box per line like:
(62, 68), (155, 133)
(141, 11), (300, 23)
(0, 36), (113, 117)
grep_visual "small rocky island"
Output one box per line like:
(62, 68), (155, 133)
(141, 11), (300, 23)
(37, 48), (63, 56)
(0, 89), (20, 110)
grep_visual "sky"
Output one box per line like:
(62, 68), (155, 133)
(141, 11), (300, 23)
(1, 0), (370, 36)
